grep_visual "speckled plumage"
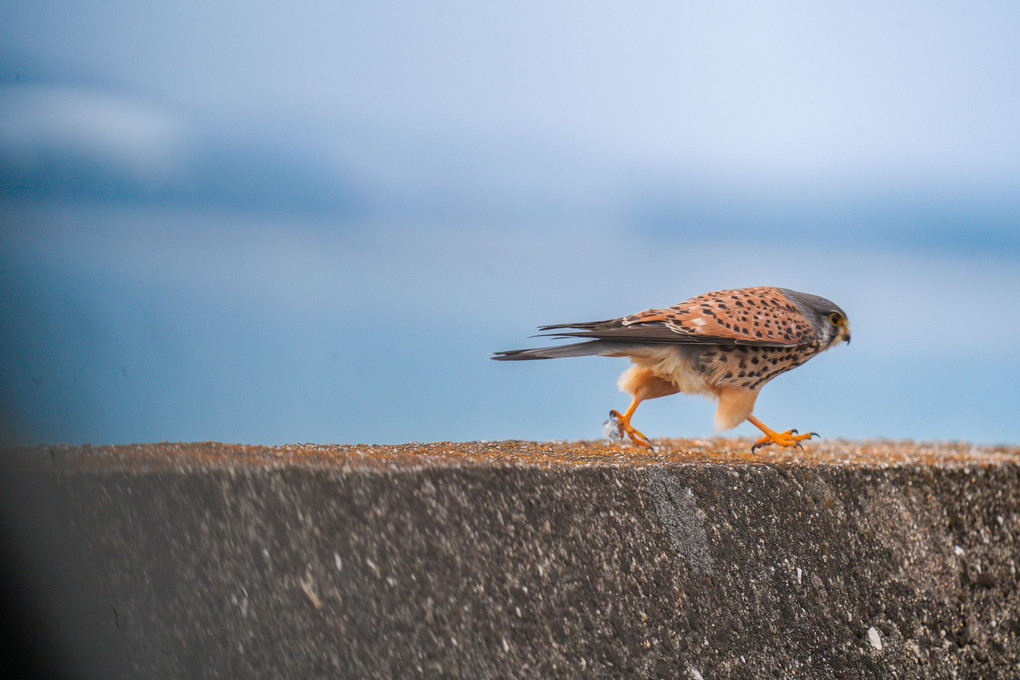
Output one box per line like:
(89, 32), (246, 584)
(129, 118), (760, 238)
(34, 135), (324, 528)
(494, 286), (851, 451)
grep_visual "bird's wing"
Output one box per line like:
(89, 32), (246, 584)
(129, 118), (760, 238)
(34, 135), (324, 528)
(538, 286), (816, 347)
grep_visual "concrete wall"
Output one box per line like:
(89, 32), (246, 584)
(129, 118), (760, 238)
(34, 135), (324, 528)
(1, 440), (1018, 679)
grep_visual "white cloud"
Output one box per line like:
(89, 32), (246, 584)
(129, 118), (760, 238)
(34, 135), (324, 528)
(5, 2), (1020, 188)
(0, 84), (191, 180)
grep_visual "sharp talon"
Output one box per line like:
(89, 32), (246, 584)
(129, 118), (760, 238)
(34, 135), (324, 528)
(607, 406), (653, 450)
(748, 417), (817, 453)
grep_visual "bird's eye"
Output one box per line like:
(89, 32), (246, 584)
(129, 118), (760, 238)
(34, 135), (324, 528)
(828, 312), (842, 325)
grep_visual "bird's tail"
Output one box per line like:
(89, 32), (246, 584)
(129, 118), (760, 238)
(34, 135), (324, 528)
(492, 340), (626, 361)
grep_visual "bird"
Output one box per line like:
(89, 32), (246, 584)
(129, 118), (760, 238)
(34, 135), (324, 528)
(493, 286), (850, 452)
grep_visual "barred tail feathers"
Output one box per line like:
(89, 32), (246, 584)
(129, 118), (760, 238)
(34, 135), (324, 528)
(491, 340), (626, 361)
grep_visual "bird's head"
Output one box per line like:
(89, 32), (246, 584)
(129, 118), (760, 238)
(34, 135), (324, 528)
(820, 308), (852, 349)
(781, 289), (851, 349)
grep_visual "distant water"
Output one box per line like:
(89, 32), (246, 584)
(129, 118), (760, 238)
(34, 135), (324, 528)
(2, 202), (1018, 447)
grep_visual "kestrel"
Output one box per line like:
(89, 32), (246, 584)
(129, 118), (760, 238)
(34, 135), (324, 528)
(493, 287), (850, 451)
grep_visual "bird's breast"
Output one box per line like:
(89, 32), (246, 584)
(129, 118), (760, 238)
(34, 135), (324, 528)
(698, 344), (820, 390)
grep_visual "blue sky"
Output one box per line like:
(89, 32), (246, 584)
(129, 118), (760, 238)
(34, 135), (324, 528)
(2, 1), (1019, 446)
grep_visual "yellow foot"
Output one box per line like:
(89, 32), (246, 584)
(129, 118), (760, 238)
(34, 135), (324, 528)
(607, 409), (654, 450)
(751, 428), (818, 454)
(746, 414), (818, 454)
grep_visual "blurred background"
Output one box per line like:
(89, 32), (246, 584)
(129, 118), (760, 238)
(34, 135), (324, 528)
(1, 1), (1018, 447)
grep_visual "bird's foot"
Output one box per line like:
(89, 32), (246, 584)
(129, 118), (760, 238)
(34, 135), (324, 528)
(751, 428), (818, 454)
(607, 409), (654, 450)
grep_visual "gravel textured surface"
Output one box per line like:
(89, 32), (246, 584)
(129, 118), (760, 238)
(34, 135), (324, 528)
(2, 440), (1019, 679)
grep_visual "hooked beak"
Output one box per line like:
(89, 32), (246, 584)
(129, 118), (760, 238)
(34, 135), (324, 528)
(842, 328), (851, 345)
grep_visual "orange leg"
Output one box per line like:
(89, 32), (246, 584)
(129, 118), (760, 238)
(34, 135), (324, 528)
(608, 397), (653, 450)
(747, 414), (818, 453)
